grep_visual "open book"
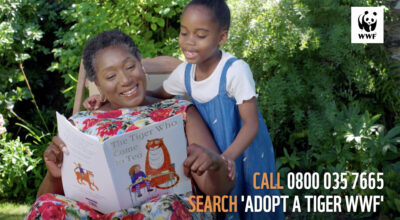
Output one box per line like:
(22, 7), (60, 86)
(56, 112), (192, 213)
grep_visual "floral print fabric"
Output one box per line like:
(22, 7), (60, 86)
(25, 99), (215, 219)
(25, 193), (214, 220)
(70, 99), (190, 142)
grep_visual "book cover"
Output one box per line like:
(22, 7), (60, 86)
(57, 113), (192, 213)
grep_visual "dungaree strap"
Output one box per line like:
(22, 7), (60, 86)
(219, 57), (238, 94)
(184, 63), (193, 97)
(184, 57), (238, 98)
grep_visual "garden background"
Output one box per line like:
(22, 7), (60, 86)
(1, 0), (399, 219)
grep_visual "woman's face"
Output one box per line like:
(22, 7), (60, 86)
(94, 45), (146, 109)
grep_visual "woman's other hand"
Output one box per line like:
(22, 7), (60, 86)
(37, 136), (66, 197)
(83, 94), (104, 111)
(183, 143), (225, 177)
(44, 136), (68, 178)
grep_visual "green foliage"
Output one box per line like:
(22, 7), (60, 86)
(0, 0), (61, 120)
(49, 0), (188, 109)
(0, 115), (52, 203)
(226, 0), (399, 149)
(0, 133), (47, 203)
(226, 0), (400, 217)
(0, 201), (31, 220)
(279, 104), (400, 217)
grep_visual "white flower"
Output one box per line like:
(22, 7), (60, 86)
(0, 114), (4, 127)
(0, 114), (6, 134)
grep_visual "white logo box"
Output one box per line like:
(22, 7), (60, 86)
(351, 7), (384, 44)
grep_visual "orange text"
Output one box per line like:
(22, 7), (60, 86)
(253, 172), (284, 190)
(188, 195), (237, 212)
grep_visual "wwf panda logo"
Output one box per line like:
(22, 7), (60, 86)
(358, 11), (377, 32)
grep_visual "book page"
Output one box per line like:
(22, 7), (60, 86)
(57, 112), (120, 213)
(103, 114), (192, 209)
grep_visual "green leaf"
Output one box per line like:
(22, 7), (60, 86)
(144, 13), (152, 22)
(156, 18), (165, 27)
(392, 137), (400, 144)
(151, 23), (157, 31)
(382, 144), (391, 155)
(395, 199), (400, 212)
(386, 126), (400, 140)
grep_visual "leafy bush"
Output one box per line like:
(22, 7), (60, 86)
(279, 104), (400, 218)
(0, 0), (64, 121)
(225, 0), (400, 217)
(0, 0), (62, 203)
(49, 0), (188, 109)
(0, 134), (45, 203)
(226, 0), (399, 149)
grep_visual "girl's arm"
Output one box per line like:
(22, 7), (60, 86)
(146, 86), (174, 99)
(184, 106), (235, 195)
(222, 97), (259, 160)
(142, 56), (182, 75)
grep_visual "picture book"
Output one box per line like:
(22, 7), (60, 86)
(56, 112), (192, 213)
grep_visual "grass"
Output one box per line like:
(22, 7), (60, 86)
(0, 202), (30, 220)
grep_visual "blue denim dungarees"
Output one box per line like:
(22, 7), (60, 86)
(184, 58), (284, 220)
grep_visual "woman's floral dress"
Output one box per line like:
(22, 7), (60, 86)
(25, 99), (214, 220)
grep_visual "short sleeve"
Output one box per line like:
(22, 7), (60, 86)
(226, 60), (257, 105)
(163, 63), (187, 96)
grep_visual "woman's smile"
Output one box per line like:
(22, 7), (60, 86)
(120, 85), (138, 97)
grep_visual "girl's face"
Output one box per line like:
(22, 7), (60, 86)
(179, 5), (227, 65)
(94, 45), (146, 109)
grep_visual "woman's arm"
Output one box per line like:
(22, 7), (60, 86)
(36, 136), (66, 197)
(184, 106), (235, 195)
(37, 172), (64, 197)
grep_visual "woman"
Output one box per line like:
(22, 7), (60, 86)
(26, 30), (234, 219)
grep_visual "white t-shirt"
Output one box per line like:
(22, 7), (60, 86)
(163, 50), (257, 104)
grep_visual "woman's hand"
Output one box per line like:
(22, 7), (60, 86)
(44, 136), (68, 178)
(183, 143), (225, 177)
(82, 94), (105, 111)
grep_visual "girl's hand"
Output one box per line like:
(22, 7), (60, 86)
(221, 155), (236, 181)
(82, 94), (105, 111)
(183, 143), (224, 177)
(43, 136), (68, 178)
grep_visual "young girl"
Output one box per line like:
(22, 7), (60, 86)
(85, 0), (284, 219)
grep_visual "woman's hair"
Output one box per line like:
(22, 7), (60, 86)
(83, 29), (141, 82)
(183, 0), (231, 31)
